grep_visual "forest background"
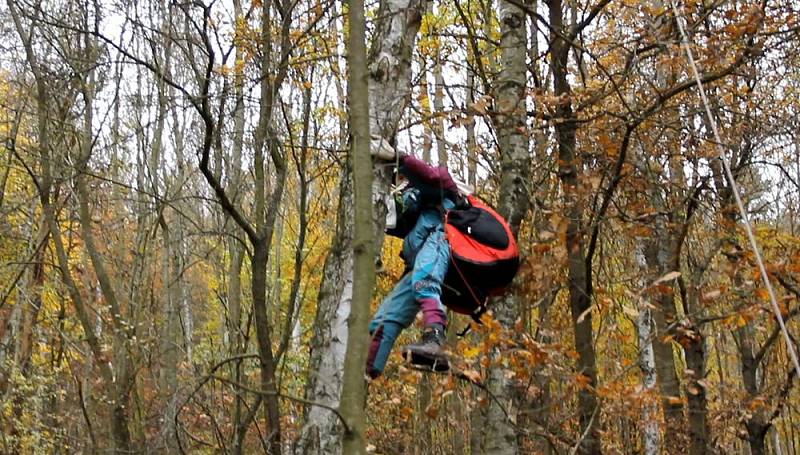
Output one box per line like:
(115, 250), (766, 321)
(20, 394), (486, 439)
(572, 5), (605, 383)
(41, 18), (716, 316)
(1, 0), (800, 454)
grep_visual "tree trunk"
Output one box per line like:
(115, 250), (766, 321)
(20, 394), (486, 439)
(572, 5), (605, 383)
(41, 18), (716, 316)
(712, 144), (771, 455)
(644, 231), (685, 449)
(547, 0), (601, 451)
(296, 180), (355, 454)
(484, 0), (529, 451)
(226, 1), (249, 451)
(683, 321), (709, 455)
(252, 241), (283, 454)
(339, 0), (375, 449)
(642, 4), (687, 449)
(527, 4), (555, 450)
(298, 0), (426, 451)
(471, 404), (486, 454)
(634, 246), (660, 455)
(74, 43), (138, 449)
(465, 54), (478, 188)
(432, 50), (448, 167)
(740, 333), (769, 455)
(637, 157), (685, 451)
(419, 49), (433, 163)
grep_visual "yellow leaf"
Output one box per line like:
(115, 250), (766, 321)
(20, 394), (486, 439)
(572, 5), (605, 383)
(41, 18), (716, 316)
(464, 346), (481, 360)
(622, 305), (639, 318)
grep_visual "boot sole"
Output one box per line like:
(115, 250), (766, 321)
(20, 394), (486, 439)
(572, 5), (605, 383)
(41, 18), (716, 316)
(403, 348), (450, 372)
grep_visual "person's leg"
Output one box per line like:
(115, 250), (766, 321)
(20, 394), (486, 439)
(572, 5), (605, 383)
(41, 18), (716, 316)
(366, 273), (417, 378)
(410, 229), (450, 328)
(403, 229), (450, 369)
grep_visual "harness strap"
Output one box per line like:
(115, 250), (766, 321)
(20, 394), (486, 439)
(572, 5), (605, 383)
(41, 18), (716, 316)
(445, 209), (490, 338)
(445, 211), (487, 311)
(456, 306), (487, 337)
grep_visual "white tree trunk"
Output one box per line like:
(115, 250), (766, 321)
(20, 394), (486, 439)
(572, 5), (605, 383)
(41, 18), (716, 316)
(297, 246), (353, 454)
(484, 0), (528, 451)
(634, 246), (660, 455)
(297, 0), (426, 451)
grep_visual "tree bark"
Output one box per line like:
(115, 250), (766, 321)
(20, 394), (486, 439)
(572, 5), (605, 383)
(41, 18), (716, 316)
(465, 51), (478, 188)
(432, 49), (448, 166)
(484, 0), (529, 452)
(634, 246), (660, 455)
(339, 0), (375, 449)
(643, 5), (687, 448)
(547, 0), (601, 452)
(298, 0), (426, 452)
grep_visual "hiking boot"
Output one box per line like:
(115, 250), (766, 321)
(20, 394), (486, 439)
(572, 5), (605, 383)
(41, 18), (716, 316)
(403, 324), (449, 372)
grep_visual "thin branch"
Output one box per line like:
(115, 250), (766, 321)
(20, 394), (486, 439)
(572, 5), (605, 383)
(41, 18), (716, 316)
(0, 224), (48, 311)
(175, 353), (260, 454)
(568, 0), (612, 42)
(585, 124), (633, 271)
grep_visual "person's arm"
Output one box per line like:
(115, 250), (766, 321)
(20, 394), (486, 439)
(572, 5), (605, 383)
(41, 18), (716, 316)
(370, 137), (460, 197)
(398, 154), (459, 195)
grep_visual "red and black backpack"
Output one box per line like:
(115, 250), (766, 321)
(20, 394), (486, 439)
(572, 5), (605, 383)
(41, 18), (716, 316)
(442, 195), (520, 321)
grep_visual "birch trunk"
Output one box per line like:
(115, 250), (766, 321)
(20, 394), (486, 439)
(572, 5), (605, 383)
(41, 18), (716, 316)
(634, 245), (660, 455)
(484, 0), (529, 451)
(295, 11), (354, 447)
(297, 0), (426, 452)
(419, 50), (433, 163)
(636, 144), (684, 451)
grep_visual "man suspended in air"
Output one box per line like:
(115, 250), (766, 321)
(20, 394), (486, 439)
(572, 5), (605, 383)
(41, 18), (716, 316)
(366, 139), (519, 378)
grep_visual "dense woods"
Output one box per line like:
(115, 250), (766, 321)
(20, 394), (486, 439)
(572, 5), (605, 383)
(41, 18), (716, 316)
(2, 0), (800, 453)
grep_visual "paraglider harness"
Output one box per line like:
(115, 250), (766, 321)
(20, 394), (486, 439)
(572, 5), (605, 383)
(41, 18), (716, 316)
(387, 184), (520, 335)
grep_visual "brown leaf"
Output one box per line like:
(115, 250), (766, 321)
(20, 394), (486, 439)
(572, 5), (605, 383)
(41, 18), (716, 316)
(425, 404), (439, 419)
(462, 369), (482, 383)
(666, 396), (683, 405)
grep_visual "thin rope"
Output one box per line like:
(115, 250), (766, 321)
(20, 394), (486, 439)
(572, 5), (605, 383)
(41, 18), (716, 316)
(671, 1), (800, 376)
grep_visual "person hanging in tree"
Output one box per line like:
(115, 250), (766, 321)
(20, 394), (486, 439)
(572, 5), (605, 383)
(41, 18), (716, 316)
(365, 138), (462, 378)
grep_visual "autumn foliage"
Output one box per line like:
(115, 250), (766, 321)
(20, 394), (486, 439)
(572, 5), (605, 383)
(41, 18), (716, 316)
(2, 0), (800, 454)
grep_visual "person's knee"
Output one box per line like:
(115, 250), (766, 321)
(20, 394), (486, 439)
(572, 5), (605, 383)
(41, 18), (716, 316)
(369, 318), (380, 334)
(411, 277), (443, 302)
